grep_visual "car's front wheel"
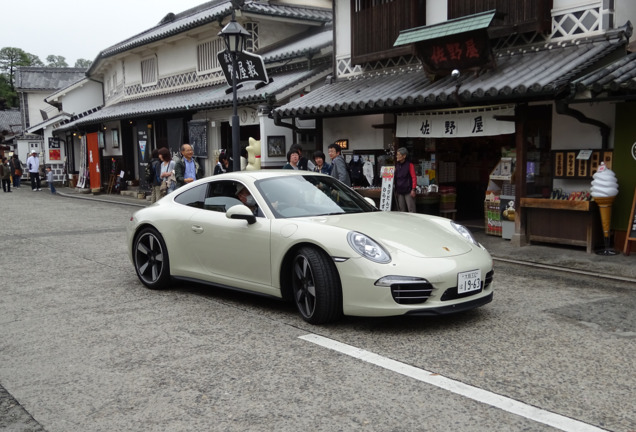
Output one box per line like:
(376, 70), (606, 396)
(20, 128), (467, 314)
(292, 246), (342, 324)
(133, 227), (170, 290)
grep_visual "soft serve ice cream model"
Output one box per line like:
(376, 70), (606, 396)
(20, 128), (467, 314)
(590, 162), (619, 255)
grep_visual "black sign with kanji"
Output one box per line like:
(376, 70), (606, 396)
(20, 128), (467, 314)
(217, 50), (268, 86)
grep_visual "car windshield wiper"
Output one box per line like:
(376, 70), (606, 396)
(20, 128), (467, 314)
(315, 211), (346, 216)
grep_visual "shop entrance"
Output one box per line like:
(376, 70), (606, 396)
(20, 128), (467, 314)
(401, 134), (513, 222)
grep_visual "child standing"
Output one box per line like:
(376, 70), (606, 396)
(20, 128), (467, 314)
(46, 166), (56, 194)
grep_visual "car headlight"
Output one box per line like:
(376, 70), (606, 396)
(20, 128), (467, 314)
(451, 221), (482, 247)
(347, 231), (391, 263)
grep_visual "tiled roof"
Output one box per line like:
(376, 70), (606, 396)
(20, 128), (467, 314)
(274, 30), (628, 118)
(0, 109), (22, 135)
(95, 0), (332, 61)
(394, 10), (496, 47)
(15, 67), (87, 91)
(571, 51), (636, 95)
(260, 26), (332, 63)
(57, 63), (331, 131)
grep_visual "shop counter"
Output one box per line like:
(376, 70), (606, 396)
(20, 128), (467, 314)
(520, 198), (602, 253)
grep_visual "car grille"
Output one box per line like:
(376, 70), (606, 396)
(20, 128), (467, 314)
(391, 281), (434, 305)
(440, 269), (494, 301)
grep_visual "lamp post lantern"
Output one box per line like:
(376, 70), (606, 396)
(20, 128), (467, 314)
(219, 10), (250, 172)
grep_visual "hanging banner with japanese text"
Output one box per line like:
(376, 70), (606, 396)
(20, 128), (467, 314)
(379, 166), (395, 211)
(48, 137), (61, 160)
(396, 105), (515, 138)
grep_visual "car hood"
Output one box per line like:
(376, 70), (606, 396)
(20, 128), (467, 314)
(309, 211), (474, 258)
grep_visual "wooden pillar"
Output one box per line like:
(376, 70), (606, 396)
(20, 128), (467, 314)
(512, 104), (528, 247)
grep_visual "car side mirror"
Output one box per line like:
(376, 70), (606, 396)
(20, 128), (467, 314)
(363, 197), (377, 208)
(226, 204), (257, 224)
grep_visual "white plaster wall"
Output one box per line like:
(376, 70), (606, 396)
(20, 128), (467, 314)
(553, 0), (595, 9)
(324, 114), (389, 153)
(256, 20), (310, 49)
(426, 1), (447, 25)
(27, 92), (52, 126)
(260, 115), (294, 168)
(157, 38), (196, 77)
(615, 0), (636, 32)
(59, 81), (103, 114)
(123, 55), (142, 85)
(335, 0), (351, 58)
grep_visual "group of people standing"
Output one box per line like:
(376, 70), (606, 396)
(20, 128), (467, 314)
(165, 141), (418, 214)
(148, 143), (204, 203)
(282, 143), (352, 187)
(0, 151), (56, 194)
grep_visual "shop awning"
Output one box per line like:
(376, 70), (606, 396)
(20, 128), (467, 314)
(56, 63), (331, 132)
(274, 26), (631, 119)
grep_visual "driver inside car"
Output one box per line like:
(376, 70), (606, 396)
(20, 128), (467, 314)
(236, 184), (258, 215)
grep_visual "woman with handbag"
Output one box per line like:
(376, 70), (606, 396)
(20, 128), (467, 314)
(10, 155), (23, 188)
(158, 147), (176, 196)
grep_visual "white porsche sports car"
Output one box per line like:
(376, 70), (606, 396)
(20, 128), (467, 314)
(128, 170), (493, 324)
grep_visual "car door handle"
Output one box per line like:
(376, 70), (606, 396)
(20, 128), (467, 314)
(191, 225), (204, 234)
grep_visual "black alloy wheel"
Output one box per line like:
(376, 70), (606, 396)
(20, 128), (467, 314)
(134, 227), (170, 289)
(291, 246), (342, 324)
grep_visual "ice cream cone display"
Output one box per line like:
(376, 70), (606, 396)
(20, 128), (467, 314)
(590, 162), (619, 255)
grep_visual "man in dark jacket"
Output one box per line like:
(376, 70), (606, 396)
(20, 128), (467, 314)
(174, 143), (203, 188)
(327, 143), (351, 186)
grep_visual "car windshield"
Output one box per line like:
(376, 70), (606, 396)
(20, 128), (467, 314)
(256, 174), (378, 218)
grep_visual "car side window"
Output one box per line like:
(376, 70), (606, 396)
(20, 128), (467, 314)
(205, 180), (262, 217)
(173, 184), (208, 209)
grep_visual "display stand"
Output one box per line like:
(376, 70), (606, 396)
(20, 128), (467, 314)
(520, 198), (601, 253)
(485, 158), (516, 237)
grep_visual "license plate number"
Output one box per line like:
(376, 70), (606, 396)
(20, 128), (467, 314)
(457, 270), (481, 294)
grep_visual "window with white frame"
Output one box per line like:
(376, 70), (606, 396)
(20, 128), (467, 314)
(141, 56), (158, 86)
(197, 38), (225, 74)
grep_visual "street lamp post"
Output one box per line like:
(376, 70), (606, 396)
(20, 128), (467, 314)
(219, 10), (250, 172)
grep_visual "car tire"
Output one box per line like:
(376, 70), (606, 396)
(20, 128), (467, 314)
(292, 246), (343, 324)
(133, 227), (171, 290)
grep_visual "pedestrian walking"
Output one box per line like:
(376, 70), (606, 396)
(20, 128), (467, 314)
(26, 150), (41, 191)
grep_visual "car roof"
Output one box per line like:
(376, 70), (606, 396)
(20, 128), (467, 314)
(210, 170), (330, 182)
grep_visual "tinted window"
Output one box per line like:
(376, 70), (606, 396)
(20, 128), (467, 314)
(174, 184), (208, 209)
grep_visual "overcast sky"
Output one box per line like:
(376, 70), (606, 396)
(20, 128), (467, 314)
(2, 0), (207, 65)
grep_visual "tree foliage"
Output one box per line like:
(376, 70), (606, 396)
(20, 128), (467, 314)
(75, 58), (92, 68)
(46, 55), (68, 67)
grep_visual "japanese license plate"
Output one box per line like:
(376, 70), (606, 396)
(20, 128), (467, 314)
(457, 270), (482, 294)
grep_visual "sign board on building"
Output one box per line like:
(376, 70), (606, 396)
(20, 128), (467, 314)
(217, 50), (268, 86)
(396, 106), (515, 138)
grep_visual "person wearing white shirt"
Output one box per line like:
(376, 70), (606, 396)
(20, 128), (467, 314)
(26, 150), (41, 191)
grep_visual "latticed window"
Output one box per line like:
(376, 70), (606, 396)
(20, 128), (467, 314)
(197, 38), (225, 74)
(141, 56), (158, 86)
(244, 22), (259, 52)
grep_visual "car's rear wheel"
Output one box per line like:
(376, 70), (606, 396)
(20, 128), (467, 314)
(292, 246), (342, 324)
(133, 227), (170, 290)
